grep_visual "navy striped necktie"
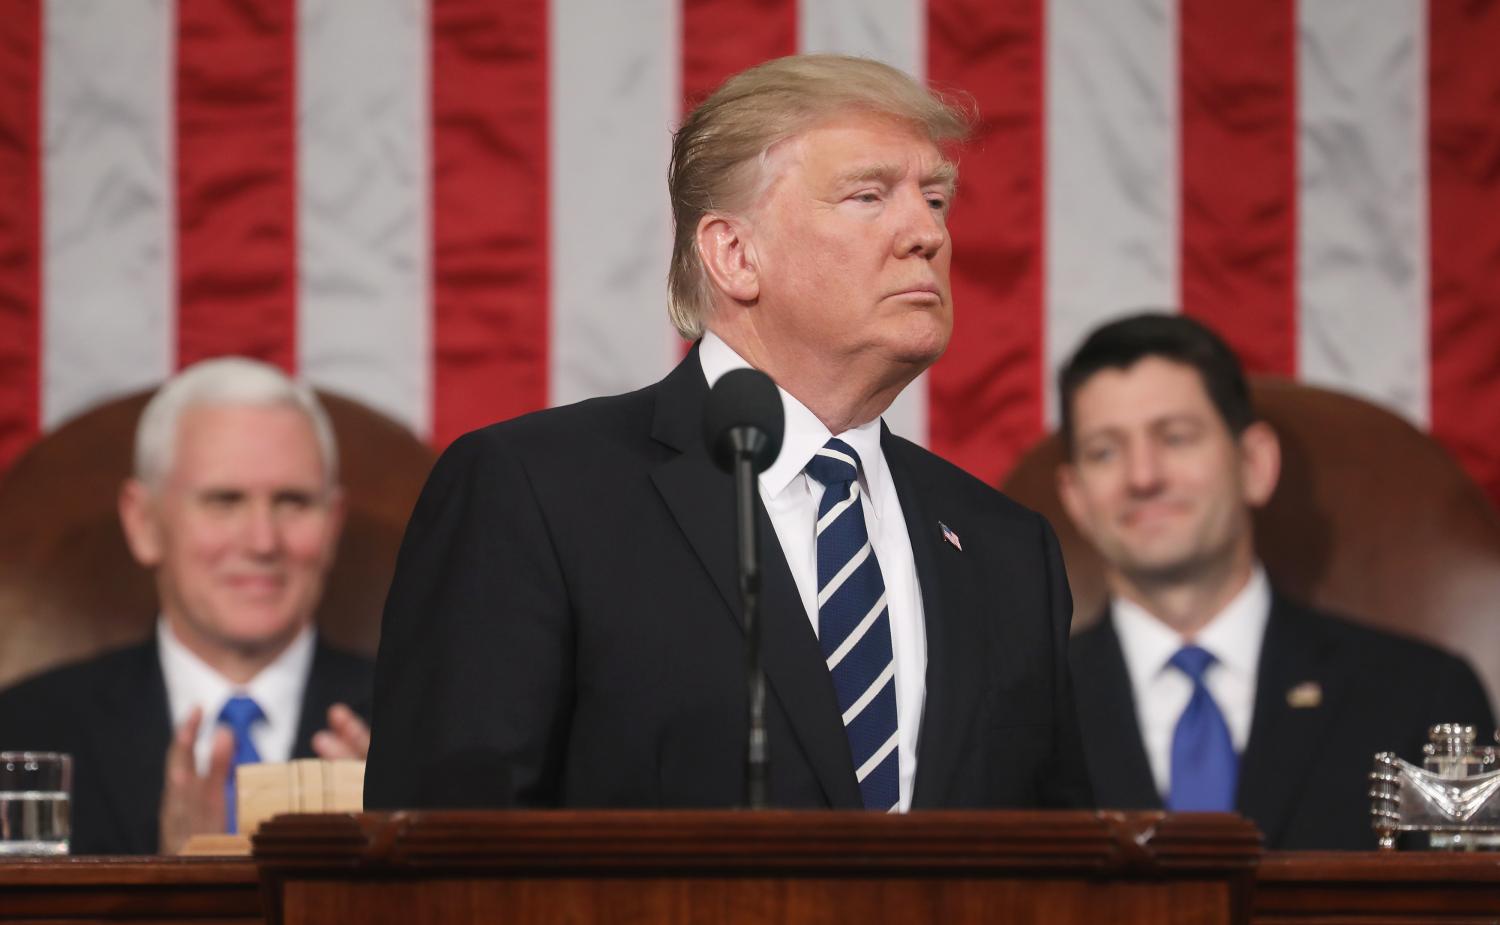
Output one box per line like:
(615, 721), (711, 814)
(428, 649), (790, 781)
(805, 438), (900, 811)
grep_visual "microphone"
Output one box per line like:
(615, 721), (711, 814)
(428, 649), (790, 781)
(702, 368), (783, 810)
(703, 368), (783, 474)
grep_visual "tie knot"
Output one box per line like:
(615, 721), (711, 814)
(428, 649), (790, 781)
(1169, 645), (1217, 683)
(805, 438), (862, 488)
(217, 694), (265, 735)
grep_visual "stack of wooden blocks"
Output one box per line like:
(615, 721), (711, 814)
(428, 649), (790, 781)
(180, 759), (364, 855)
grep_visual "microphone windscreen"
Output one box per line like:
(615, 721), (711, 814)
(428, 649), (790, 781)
(702, 368), (784, 473)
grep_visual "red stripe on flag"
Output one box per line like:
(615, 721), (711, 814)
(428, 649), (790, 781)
(1429, 1), (1500, 511)
(175, 0), (298, 371)
(1179, 0), (1297, 376)
(926, 0), (1047, 484)
(681, 0), (796, 111)
(430, 0), (549, 447)
(0, 0), (41, 473)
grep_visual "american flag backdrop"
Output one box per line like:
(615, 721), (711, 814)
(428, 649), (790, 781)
(2, 0), (1499, 508)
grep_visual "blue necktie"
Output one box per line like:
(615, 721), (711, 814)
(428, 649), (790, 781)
(217, 695), (264, 834)
(805, 438), (899, 811)
(1166, 645), (1237, 812)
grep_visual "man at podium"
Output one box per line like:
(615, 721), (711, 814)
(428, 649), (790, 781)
(366, 55), (1092, 812)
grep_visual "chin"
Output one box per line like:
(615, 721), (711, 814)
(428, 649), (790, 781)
(889, 324), (952, 368)
(217, 612), (305, 652)
(1120, 547), (1218, 588)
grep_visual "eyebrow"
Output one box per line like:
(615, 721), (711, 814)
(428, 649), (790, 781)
(1077, 413), (1210, 443)
(835, 160), (958, 194)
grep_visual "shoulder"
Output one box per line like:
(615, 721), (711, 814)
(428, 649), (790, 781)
(0, 639), (154, 704)
(420, 387), (664, 503)
(1275, 595), (1491, 718)
(1279, 596), (1475, 675)
(1275, 593), (1495, 728)
(882, 432), (1049, 532)
(0, 640), (157, 741)
(453, 386), (657, 464)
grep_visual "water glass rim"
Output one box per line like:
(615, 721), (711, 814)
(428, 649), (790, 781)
(0, 751), (72, 765)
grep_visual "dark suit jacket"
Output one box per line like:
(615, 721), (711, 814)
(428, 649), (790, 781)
(365, 346), (1092, 811)
(0, 637), (372, 855)
(1071, 593), (1495, 849)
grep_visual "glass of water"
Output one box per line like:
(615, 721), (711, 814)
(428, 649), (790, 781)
(0, 752), (71, 856)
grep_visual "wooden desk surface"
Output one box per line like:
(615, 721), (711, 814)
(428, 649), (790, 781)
(0, 856), (261, 923)
(4, 841), (1500, 924)
(1255, 851), (1500, 923)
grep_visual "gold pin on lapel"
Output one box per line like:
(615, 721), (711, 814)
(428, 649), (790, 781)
(1286, 681), (1322, 709)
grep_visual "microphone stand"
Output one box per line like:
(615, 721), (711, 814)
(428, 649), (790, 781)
(731, 432), (770, 810)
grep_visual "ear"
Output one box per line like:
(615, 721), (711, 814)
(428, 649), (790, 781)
(1237, 420), (1281, 508)
(321, 487), (348, 563)
(1055, 462), (1091, 536)
(118, 478), (164, 567)
(695, 212), (760, 305)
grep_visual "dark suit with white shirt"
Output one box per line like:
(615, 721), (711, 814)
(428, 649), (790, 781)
(1071, 591), (1494, 849)
(0, 637), (372, 854)
(364, 343), (1093, 811)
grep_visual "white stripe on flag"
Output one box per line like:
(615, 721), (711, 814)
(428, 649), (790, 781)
(1296, 0), (1428, 426)
(1043, 0), (1179, 424)
(549, 0), (678, 407)
(298, 0), (431, 437)
(800, 0), (929, 446)
(798, 0), (924, 80)
(41, 0), (174, 427)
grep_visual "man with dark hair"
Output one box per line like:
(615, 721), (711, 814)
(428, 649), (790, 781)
(1057, 311), (1493, 850)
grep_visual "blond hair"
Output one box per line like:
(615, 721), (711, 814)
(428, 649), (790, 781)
(667, 54), (972, 339)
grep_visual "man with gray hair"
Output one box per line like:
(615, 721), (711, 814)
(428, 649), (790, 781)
(0, 358), (373, 854)
(367, 55), (1090, 811)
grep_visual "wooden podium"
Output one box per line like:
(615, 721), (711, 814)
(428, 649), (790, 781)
(254, 810), (1261, 924)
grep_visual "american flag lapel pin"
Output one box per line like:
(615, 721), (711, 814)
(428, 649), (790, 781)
(939, 521), (962, 551)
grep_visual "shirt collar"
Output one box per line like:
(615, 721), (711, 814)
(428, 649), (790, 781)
(157, 617), (316, 734)
(699, 331), (888, 518)
(1113, 564), (1271, 680)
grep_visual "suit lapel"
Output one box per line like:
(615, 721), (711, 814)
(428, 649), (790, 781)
(648, 346), (860, 808)
(1070, 613), (1162, 809)
(91, 641), (173, 854)
(885, 436), (983, 808)
(1237, 595), (1338, 845)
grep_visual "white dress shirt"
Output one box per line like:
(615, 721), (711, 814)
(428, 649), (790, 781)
(157, 618), (316, 773)
(700, 332), (927, 810)
(1112, 566), (1270, 799)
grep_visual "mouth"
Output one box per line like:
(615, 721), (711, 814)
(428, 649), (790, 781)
(223, 574), (287, 596)
(1121, 501), (1188, 529)
(887, 285), (944, 302)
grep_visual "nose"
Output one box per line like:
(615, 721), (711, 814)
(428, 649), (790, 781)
(1123, 440), (1166, 496)
(895, 190), (946, 259)
(242, 499), (282, 557)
